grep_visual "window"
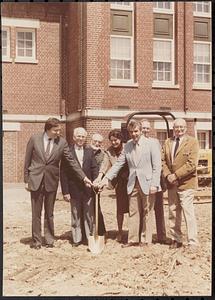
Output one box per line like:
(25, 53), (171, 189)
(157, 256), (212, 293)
(111, 2), (133, 10)
(197, 131), (210, 149)
(111, 37), (132, 81)
(157, 131), (168, 147)
(2, 27), (11, 62)
(153, 2), (175, 87)
(193, 42), (211, 87)
(153, 2), (174, 13)
(153, 40), (173, 83)
(15, 29), (37, 63)
(193, 2), (211, 16)
(110, 1), (135, 85)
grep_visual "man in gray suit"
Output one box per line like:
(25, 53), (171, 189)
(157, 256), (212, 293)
(141, 119), (167, 244)
(24, 118), (92, 249)
(96, 120), (161, 248)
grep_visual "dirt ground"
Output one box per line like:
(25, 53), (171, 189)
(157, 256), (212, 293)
(3, 184), (212, 297)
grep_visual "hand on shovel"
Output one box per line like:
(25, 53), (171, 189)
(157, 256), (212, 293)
(93, 177), (108, 192)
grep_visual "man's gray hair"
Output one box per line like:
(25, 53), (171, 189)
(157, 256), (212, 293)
(73, 127), (87, 137)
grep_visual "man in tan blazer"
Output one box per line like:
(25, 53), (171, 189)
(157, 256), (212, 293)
(162, 118), (199, 250)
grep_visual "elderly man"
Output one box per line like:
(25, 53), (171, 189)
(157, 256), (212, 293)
(60, 127), (98, 246)
(24, 118), (92, 250)
(91, 133), (105, 168)
(162, 118), (199, 250)
(90, 132), (106, 236)
(96, 120), (161, 248)
(141, 119), (167, 244)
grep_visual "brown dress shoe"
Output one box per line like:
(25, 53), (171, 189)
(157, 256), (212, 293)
(169, 240), (183, 249)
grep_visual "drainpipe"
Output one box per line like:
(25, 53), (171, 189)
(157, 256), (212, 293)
(79, 3), (83, 112)
(59, 14), (64, 119)
(183, 2), (187, 113)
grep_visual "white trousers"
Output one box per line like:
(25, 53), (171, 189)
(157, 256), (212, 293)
(168, 186), (199, 245)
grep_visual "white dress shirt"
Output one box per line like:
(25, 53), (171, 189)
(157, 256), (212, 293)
(74, 144), (84, 167)
(43, 132), (54, 155)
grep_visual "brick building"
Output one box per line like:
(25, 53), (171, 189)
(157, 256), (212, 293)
(2, 2), (212, 182)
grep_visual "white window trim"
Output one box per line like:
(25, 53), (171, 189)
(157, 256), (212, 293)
(193, 40), (211, 90)
(153, 37), (175, 86)
(15, 28), (38, 64)
(193, 2), (211, 18)
(153, 2), (174, 14)
(197, 130), (210, 149)
(110, 2), (133, 11)
(2, 27), (12, 62)
(2, 17), (40, 28)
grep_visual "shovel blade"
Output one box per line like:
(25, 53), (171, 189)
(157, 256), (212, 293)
(88, 235), (105, 254)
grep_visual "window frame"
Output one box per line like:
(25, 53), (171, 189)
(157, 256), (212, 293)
(197, 130), (210, 149)
(109, 2), (135, 86)
(153, 2), (174, 14)
(110, 2), (133, 11)
(15, 27), (38, 64)
(193, 2), (211, 18)
(153, 38), (175, 87)
(2, 27), (12, 62)
(156, 130), (168, 147)
(193, 40), (211, 90)
(110, 35), (134, 84)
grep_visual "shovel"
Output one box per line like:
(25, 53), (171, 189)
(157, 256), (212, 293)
(88, 191), (105, 254)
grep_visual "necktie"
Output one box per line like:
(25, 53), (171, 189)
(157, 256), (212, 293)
(45, 138), (52, 159)
(173, 137), (180, 158)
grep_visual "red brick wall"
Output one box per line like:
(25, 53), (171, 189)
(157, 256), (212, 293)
(2, 21), (61, 115)
(82, 2), (211, 112)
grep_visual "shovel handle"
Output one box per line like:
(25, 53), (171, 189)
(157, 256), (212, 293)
(92, 188), (100, 238)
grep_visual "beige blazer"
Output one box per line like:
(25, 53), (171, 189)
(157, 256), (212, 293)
(162, 134), (199, 190)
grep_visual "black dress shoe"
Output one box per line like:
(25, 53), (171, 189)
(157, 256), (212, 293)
(121, 242), (140, 248)
(71, 242), (81, 247)
(45, 244), (54, 248)
(30, 244), (41, 250)
(169, 241), (183, 249)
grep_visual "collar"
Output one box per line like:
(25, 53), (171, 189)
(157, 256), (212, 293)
(44, 132), (52, 141)
(74, 144), (83, 151)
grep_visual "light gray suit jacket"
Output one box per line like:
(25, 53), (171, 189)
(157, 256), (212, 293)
(105, 135), (161, 195)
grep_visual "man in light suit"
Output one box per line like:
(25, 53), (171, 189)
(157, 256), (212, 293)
(60, 127), (99, 246)
(141, 119), (167, 244)
(24, 118), (92, 249)
(162, 118), (199, 250)
(96, 120), (161, 248)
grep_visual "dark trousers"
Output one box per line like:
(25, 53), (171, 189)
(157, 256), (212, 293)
(154, 191), (166, 241)
(93, 194), (106, 236)
(31, 182), (57, 246)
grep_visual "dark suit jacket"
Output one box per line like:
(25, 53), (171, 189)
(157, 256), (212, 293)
(24, 133), (86, 192)
(60, 145), (99, 198)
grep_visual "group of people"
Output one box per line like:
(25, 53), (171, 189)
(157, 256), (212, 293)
(24, 117), (199, 252)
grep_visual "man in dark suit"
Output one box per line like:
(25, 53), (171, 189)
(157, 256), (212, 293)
(60, 127), (99, 246)
(24, 118), (92, 250)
